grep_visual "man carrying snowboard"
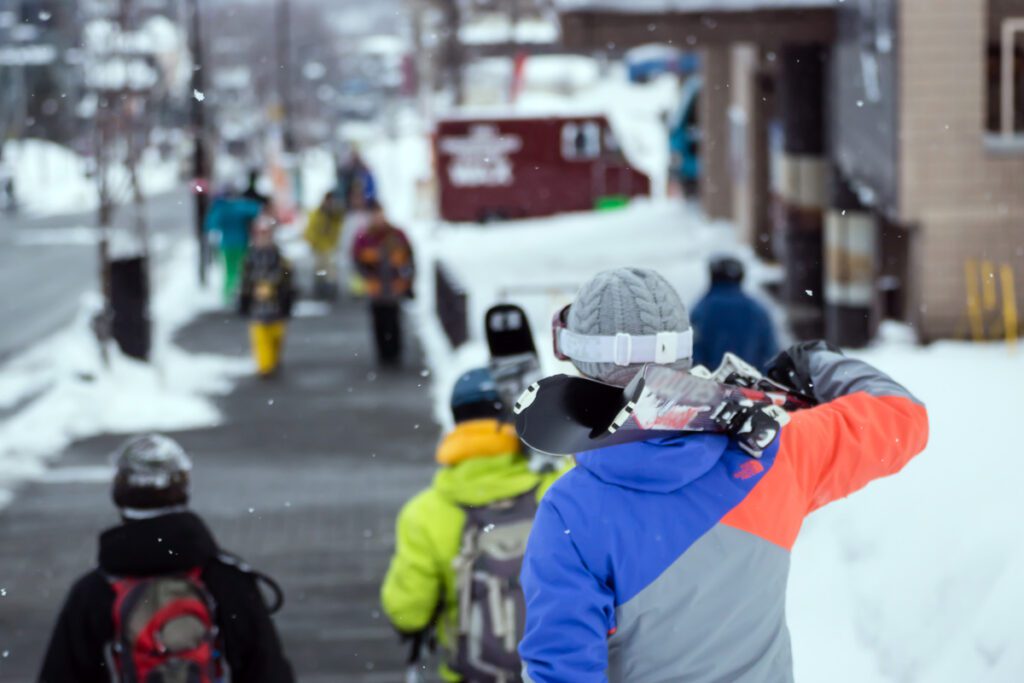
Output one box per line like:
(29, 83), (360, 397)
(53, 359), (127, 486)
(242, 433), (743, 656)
(518, 266), (929, 683)
(39, 434), (293, 683)
(381, 368), (566, 682)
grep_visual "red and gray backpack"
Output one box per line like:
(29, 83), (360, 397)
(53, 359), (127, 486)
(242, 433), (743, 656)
(449, 489), (539, 683)
(108, 568), (223, 683)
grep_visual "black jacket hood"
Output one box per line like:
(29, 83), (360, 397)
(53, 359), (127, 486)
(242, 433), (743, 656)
(98, 511), (219, 576)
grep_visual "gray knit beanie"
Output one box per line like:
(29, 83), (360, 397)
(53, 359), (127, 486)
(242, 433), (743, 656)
(567, 267), (691, 386)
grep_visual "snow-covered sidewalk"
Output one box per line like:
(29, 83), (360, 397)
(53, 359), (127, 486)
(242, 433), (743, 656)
(0, 241), (249, 509)
(2, 139), (181, 217)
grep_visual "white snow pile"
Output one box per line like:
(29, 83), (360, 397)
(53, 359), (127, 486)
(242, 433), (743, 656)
(410, 200), (770, 428)
(1, 139), (181, 217)
(791, 328), (1024, 683)
(0, 241), (249, 509)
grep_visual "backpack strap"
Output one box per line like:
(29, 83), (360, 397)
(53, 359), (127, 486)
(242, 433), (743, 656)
(461, 486), (540, 528)
(217, 551), (285, 614)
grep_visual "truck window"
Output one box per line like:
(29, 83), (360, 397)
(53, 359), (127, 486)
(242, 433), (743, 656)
(603, 127), (625, 162)
(562, 121), (601, 160)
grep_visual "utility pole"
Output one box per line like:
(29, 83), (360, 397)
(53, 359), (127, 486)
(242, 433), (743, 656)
(88, 0), (154, 362)
(438, 0), (465, 105)
(188, 0), (209, 285)
(276, 0), (293, 152)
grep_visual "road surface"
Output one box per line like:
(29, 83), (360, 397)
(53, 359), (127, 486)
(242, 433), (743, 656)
(0, 302), (441, 682)
(0, 187), (194, 361)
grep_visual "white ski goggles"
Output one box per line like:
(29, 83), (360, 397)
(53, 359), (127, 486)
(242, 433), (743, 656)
(551, 304), (693, 367)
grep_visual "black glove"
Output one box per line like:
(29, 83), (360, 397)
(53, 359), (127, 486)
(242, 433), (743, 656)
(764, 340), (842, 401)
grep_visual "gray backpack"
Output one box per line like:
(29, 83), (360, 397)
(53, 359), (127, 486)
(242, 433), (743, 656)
(450, 489), (538, 683)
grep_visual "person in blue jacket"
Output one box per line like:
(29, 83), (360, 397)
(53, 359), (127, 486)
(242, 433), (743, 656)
(690, 255), (779, 371)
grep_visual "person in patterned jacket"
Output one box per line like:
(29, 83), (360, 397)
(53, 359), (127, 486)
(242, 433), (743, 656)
(351, 200), (414, 365)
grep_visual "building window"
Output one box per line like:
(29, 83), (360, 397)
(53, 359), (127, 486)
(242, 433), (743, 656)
(561, 121), (600, 160)
(987, 3), (1024, 136)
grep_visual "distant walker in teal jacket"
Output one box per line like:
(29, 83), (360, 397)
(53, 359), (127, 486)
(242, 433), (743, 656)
(204, 194), (263, 304)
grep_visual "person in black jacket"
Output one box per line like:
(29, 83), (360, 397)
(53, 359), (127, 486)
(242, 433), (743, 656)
(239, 215), (294, 378)
(39, 434), (294, 683)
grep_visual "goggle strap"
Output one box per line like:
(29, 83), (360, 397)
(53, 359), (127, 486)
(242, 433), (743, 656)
(557, 328), (693, 367)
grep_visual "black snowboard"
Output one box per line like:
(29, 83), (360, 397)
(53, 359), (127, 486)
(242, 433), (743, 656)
(514, 364), (811, 457)
(485, 303), (542, 413)
(485, 303), (537, 358)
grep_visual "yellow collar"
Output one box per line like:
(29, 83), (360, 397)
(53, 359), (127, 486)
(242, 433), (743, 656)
(436, 419), (520, 466)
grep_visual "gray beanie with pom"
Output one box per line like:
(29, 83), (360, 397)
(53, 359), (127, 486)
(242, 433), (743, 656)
(567, 267), (691, 386)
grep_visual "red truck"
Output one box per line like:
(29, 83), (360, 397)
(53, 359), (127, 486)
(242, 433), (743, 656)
(434, 114), (651, 223)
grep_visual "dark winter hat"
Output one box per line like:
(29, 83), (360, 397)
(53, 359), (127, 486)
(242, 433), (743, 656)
(111, 434), (192, 513)
(566, 267), (692, 386)
(450, 368), (504, 423)
(710, 256), (745, 285)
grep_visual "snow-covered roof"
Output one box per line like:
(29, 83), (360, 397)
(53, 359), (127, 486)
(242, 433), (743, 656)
(556, 0), (834, 12)
(460, 15), (560, 46)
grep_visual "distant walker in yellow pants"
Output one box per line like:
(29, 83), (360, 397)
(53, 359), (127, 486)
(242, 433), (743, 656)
(250, 321), (286, 376)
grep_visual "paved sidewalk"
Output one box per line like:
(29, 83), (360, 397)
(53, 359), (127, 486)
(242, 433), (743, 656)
(0, 299), (442, 681)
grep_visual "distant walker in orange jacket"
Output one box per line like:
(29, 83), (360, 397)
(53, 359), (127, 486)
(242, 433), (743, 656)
(351, 199), (415, 365)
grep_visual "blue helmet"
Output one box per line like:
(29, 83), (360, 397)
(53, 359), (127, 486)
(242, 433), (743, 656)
(450, 368), (504, 422)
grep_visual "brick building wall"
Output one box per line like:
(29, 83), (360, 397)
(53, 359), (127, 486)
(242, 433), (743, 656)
(900, 0), (1024, 340)
(700, 45), (734, 221)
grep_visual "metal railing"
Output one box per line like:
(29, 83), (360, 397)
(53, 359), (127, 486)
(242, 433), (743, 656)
(435, 262), (468, 348)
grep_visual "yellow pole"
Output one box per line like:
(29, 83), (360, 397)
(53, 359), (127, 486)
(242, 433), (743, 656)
(1000, 264), (1018, 350)
(982, 259), (998, 311)
(965, 259), (985, 342)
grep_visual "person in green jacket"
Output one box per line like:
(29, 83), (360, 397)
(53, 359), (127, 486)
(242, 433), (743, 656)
(382, 367), (566, 682)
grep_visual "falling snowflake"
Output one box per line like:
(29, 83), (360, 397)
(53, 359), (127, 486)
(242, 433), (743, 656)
(193, 89), (205, 102)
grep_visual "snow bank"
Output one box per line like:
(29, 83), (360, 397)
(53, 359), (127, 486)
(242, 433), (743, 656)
(791, 328), (1024, 683)
(0, 241), (249, 508)
(411, 200), (773, 428)
(2, 139), (181, 217)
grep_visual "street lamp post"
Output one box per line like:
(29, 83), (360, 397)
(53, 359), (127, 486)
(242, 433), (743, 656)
(276, 0), (293, 152)
(188, 0), (209, 285)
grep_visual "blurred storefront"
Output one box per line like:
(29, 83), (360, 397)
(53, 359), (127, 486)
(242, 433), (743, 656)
(557, 0), (1024, 345)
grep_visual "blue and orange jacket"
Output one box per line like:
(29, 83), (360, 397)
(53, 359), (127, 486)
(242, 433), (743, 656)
(519, 348), (929, 682)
